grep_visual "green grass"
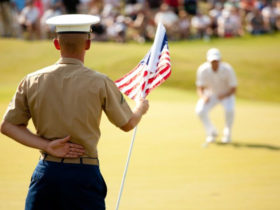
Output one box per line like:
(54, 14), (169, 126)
(1, 88), (280, 210)
(0, 36), (280, 209)
(1, 33), (280, 102)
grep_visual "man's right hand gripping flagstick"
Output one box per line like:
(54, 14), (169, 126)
(115, 23), (171, 210)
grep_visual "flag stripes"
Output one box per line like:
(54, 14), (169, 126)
(115, 26), (171, 100)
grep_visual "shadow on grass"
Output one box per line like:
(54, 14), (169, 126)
(215, 142), (280, 151)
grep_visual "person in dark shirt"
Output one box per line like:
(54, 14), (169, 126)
(62, 0), (79, 14)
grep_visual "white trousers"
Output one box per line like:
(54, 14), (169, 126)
(195, 95), (235, 137)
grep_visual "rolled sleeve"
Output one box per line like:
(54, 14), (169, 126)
(102, 77), (133, 128)
(3, 78), (31, 125)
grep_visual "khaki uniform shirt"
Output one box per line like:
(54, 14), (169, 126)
(4, 58), (133, 157)
(196, 61), (237, 96)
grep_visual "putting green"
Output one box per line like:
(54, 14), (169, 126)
(1, 34), (280, 209)
(1, 88), (280, 210)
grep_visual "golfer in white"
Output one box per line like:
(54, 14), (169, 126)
(195, 48), (237, 143)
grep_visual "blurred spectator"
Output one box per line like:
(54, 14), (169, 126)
(104, 0), (121, 8)
(177, 9), (190, 39)
(191, 11), (211, 39)
(0, 0), (16, 37)
(246, 8), (267, 34)
(91, 22), (107, 41)
(87, 0), (105, 41)
(231, 6), (243, 35)
(134, 3), (157, 41)
(88, 0), (103, 15)
(124, 2), (156, 42)
(40, 0), (63, 39)
(34, 0), (44, 17)
(102, 3), (126, 42)
(262, 1), (279, 32)
(207, 0), (225, 8)
(255, 0), (267, 10)
(125, 2), (149, 42)
(62, 0), (79, 14)
(18, 0), (40, 39)
(106, 15), (127, 42)
(224, 0), (239, 10)
(217, 7), (242, 37)
(147, 0), (162, 13)
(183, 0), (197, 15)
(41, 0), (51, 11)
(124, 0), (145, 20)
(78, 0), (92, 13)
(102, 1), (120, 17)
(1, 0), (279, 42)
(88, 0), (106, 41)
(154, 3), (179, 39)
(276, 0), (280, 30)
(208, 2), (223, 36)
(125, 0), (143, 4)
(240, 0), (256, 13)
(163, 0), (179, 14)
(209, 2), (223, 19)
(13, 0), (26, 12)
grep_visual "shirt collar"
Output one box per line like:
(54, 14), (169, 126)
(56, 57), (84, 66)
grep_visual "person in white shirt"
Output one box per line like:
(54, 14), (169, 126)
(154, 3), (179, 38)
(195, 48), (237, 144)
(262, 1), (279, 32)
(217, 8), (242, 38)
(18, 0), (40, 39)
(191, 11), (211, 39)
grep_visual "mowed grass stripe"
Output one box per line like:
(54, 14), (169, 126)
(1, 34), (280, 102)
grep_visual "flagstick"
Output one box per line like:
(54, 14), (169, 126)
(115, 126), (138, 210)
(115, 23), (166, 210)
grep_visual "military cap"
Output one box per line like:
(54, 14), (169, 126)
(46, 14), (100, 33)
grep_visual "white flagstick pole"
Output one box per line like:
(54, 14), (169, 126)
(115, 23), (166, 210)
(115, 79), (144, 210)
(115, 126), (138, 210)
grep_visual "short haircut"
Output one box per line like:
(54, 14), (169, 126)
(57, 33), (90, 54)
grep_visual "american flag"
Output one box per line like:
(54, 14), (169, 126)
(115, 23), (171, 100)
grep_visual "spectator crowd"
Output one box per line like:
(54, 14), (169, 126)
(0, 0), (280, 42)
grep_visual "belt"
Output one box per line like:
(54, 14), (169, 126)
(40, 154), (99, 166)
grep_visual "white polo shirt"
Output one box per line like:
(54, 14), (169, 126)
(196, 61), (237, 96)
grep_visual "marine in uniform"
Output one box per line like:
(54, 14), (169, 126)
(0, 14), (149, 210)
(195, 48), (237, 144)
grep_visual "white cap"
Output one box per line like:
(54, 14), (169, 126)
(46, 14), (100, 33)
(207, 48), (221, 62)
